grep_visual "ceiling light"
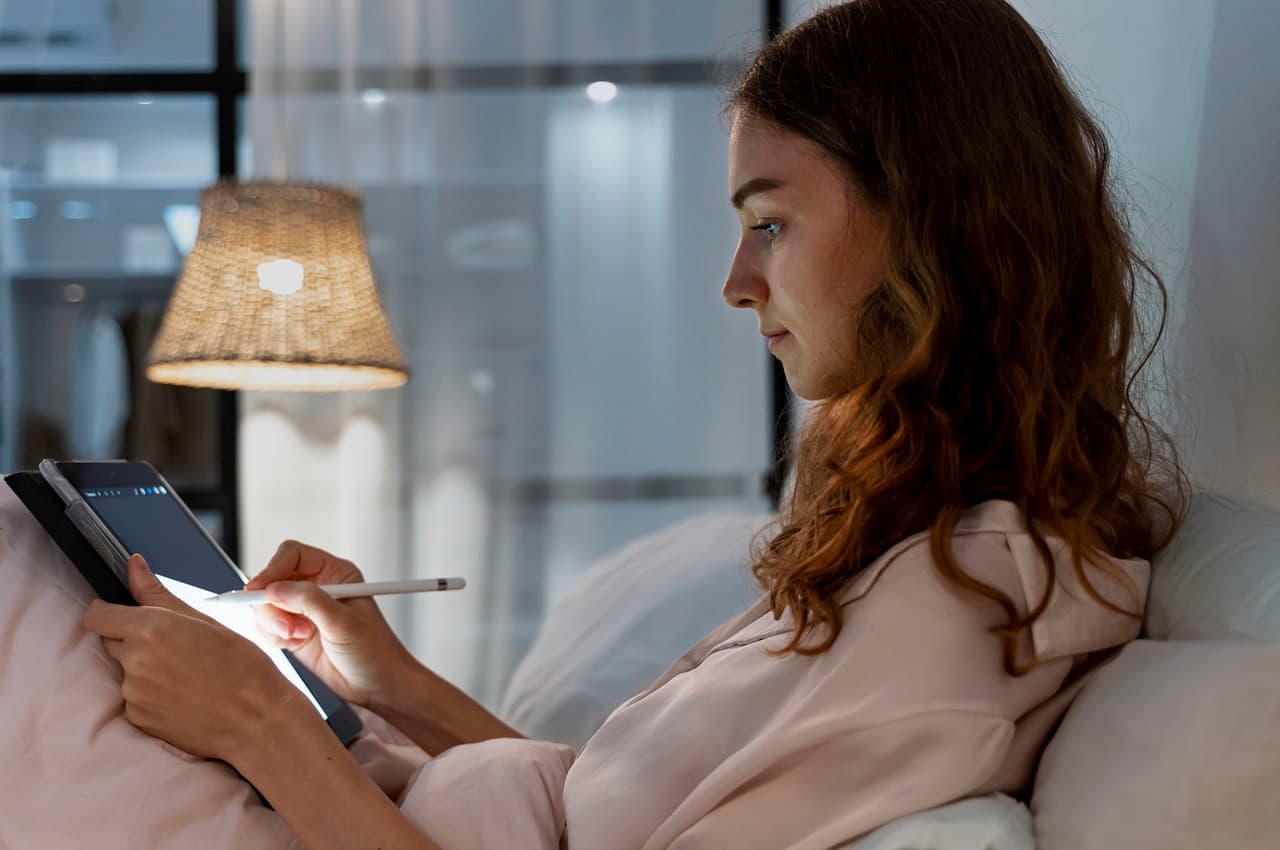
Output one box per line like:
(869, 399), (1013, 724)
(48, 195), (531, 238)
(585, 81), (618, 103)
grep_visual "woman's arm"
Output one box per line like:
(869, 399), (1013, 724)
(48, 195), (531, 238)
(368, 656), (526, 757)
(232, 703), (443, 850)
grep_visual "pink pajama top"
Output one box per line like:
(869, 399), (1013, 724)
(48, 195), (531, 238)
(392, 499), (1149, 849)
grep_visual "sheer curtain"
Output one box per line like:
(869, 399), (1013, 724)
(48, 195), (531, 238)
(0, 175), (13, 474)
(242, 0), (770, 708)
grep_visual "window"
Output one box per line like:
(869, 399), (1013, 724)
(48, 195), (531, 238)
(0, 1), (215, 72)
(0, 4), (242, 552)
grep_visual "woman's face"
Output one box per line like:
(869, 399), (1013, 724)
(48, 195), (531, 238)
(723, 115), (890, 400)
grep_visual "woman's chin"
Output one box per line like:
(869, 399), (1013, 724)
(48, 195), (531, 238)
(782, 365), (850, 402)
(781, 365), (820, 402)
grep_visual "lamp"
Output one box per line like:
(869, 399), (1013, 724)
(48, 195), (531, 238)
(145, 180), (408, 392)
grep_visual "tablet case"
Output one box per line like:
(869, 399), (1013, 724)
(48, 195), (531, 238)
(4, 470), (135, 606)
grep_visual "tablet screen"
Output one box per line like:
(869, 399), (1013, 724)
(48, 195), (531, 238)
(77, 481), (345, 722)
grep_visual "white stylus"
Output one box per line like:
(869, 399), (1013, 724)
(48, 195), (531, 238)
(202, 577), (466, 606)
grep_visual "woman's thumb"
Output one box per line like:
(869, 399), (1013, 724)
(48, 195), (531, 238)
(265, 582), (351, 637)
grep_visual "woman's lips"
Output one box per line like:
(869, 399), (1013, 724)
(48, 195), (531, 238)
(766, 331), (789, 350)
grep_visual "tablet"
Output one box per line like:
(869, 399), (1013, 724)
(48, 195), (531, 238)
(38, 458), (363, 747)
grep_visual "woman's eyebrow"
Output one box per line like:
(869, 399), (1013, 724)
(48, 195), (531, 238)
(731, 177), (784, 209)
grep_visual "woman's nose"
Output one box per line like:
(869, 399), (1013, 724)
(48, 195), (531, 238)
(721, 248), (768, 309)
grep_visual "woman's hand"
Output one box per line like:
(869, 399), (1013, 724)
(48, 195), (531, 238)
(247, 541), (525, 758)
(82, 554), (309, 764)
(244, 540), (418, 708)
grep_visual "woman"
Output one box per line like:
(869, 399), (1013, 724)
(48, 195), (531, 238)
(83, 0), (1187, 847)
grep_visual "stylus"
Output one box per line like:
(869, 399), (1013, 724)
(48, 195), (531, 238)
(202, 578), (466, 606)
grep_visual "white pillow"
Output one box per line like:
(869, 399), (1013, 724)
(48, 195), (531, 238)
(1032, 639), (1280, 850)
(837, 794), (1034, 850)
(0, 482), (435, 848)
(500, 511), (772, 750)
(1146, 491), (1280, 641)
(0, 483), (298, 847)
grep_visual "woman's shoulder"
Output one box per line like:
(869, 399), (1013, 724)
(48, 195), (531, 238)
(837, 498), (1151, 664)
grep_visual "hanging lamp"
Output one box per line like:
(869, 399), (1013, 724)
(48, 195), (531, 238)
(145, 180), (408, 391)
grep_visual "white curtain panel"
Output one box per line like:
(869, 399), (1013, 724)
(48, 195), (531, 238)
(241, 0), (772, 706)
(0, 173), (15, 474)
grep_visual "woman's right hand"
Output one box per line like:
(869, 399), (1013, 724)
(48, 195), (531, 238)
(245, 540), (417, 709)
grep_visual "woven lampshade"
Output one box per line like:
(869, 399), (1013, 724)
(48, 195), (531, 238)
(146, 180), (408, 392)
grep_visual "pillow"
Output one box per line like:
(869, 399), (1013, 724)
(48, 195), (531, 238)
(0, 483), (428, 848)
(837, 793), (1033, 850)
(500, 510), (772, 749)
(1031, 639), (1280, 850)
(1146, 491), (1280, 641)
(0, 483), (299, 848)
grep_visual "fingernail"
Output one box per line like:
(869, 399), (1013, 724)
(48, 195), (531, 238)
(274, 617), (292, 638)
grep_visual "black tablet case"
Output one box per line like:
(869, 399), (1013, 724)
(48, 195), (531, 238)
(4, 470), (135, 606)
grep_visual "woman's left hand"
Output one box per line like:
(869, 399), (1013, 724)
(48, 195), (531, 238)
(82, 554), (305, 764)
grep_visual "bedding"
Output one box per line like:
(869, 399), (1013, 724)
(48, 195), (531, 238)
(838, 793), (1033, 850)
(1144, 491), (1280, 641)
(1031, 639), (1280, 849)
(0, 482), (302, 848)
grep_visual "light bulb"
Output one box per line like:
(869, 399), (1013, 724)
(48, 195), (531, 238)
(257, 258), (304, 295)
(585, 81), (618, 103)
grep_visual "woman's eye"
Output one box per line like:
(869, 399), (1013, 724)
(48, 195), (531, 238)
(750, 222), (781, 241)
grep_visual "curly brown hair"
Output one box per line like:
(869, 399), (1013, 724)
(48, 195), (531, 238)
(731, 0), (1189, 673)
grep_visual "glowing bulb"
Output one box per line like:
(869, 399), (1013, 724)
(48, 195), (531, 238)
(361, 88), (387, 106)
(585, 81), (618, 103)
(257, 259), (304, 295)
